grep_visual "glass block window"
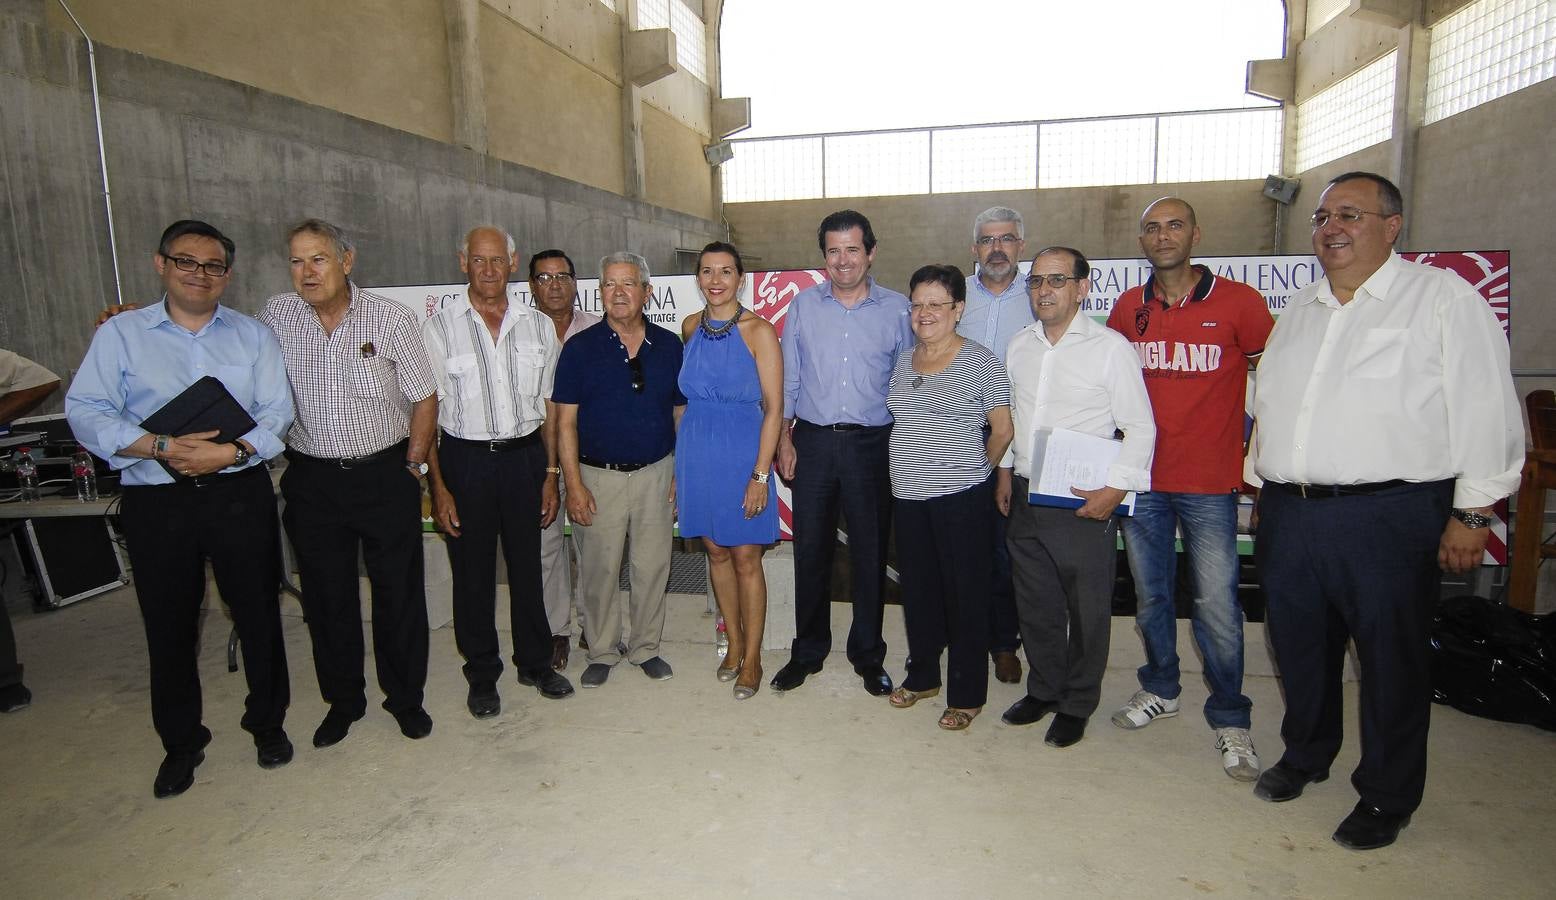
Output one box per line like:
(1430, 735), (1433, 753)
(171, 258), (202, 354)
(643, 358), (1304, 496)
(823, 131), (930, 198)
(1294, 51), (1397, 172)
(930, 124), (1039, 193)
(1425, 0), (1556, 125)
(1038, 117), (1156, 188)
(721, 137), (824, 202)
(597, 0), (616, 11)
(1156, 109), (1284, 182)
(638, 0), (708, 82)
(1306, 0), (1349, 36)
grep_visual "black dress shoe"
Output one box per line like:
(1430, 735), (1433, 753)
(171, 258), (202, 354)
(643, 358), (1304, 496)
(770, 659), (823, 692)
(467, 682), (501, 719)
(312, 708), (362, 748)
(1253, 761), (1329, 803)
(519, 668), (575, 699)
(1044, 713), (1088, 748)
(393, 706), (433, 740)
(255, 729), (294, 769)
(1001, 695), (1059, 726)
(1333, 803), (1411, 850)
(0, 682), (31, 713)
(858, 665), (893, 696)
(153, 750), (205, 798)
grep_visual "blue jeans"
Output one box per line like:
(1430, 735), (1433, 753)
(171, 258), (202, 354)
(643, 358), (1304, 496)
(1121, 491), (1251, 729)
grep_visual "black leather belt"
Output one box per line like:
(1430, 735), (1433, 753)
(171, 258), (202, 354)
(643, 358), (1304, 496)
(1268, 479), (1410, 499)
(579, 456), (657, 472)
(286, 440), (406, 470)
(132, 464), (267, 490)
(441, 429), (541, 452)
(798, 419), (885, 432)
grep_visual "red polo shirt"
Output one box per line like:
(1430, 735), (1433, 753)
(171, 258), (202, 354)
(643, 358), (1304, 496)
(1106, 265), (1273, 493)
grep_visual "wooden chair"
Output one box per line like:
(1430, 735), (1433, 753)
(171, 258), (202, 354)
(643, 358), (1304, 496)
(1509, 389), (1556, 612)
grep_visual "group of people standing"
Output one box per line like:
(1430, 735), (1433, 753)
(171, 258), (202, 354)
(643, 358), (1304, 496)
(9, 168), (1525, 853)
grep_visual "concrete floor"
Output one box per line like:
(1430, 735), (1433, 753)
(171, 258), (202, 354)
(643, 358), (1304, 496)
(2, 585), (1554, 899)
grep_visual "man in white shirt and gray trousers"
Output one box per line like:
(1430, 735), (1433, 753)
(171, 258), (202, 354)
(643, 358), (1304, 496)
(1249, 171), (1523, 851)
(996, 246), (1155, 749)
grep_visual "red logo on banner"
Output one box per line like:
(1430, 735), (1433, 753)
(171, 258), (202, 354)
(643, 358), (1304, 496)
(751, 269), (825, 336)
(1403, 251), (1511, 335)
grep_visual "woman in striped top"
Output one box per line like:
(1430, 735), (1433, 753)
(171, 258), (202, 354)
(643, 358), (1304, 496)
(885, 264), (1014, 730)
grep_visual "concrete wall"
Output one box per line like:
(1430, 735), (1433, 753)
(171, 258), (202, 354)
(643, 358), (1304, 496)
(726, 180), (1275, 296)
(0, 13), (722, 399)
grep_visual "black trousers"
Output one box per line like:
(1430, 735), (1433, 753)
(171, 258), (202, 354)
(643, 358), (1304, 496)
(985, 469), (1020, 655)
(1, 592), (23, 690)
(439, 435), (552, 684)
(281, 449), (427, 717)
(788, 421), (891, 669)
(120, 466), (288, 754)
(895, 480), (993, 709)
(1256, 480), (1452, 816)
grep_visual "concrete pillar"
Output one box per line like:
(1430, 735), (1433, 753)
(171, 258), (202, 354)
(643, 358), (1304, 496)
(619, 0), (646, 201)
(1391, 19), (1431, 243)
(442, 0), (488, 154)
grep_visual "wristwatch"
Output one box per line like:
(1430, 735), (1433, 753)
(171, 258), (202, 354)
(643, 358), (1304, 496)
(1450, 508), (1491, 529)
(545, 466), (562, 476)
(231, 442), (252, 466)
(751, 469), (770, 484)
(406, 460), (429, 478)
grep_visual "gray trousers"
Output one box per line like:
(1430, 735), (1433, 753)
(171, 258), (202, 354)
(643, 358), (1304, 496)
(1007, 476), (1119, 718)
(540, 478), (576, 637)
(572, 457), (674, 665)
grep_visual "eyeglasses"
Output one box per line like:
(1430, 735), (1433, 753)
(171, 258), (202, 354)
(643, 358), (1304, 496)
(975, 234), (1022, 247)
(909, 300), (959, 313)
(533, 272), (575, 285)
(626, 355), (644, 393)
(1026, 273), (1082, 289)
(1309, 208), (1390, 229)
(164, 255), (230, 278)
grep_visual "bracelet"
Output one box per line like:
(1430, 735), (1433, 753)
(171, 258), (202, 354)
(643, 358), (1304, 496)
(545, 466), (562, 476)
(152, 434), (171, 459)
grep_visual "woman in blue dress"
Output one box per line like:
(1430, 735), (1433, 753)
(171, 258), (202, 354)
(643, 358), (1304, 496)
(676, 242), (782, 700)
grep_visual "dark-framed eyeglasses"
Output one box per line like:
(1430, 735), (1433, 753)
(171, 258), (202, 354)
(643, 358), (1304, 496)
(533, 272), (575, 285)
(1309, 208), (1389, 229)
(975, 234), (1022, 247)
(164, 255), (230, 278)
(1026, 273), (1081, 289)
(626, 355), (645, 393)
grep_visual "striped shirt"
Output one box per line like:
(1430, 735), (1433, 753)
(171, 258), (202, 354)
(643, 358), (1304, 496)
(261, 284), (437, 458)
(886, 339), (1010, 501)
(423, 295), (559, 440)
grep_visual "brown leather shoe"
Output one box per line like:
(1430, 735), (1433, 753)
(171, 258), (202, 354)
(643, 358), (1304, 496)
(993, 651), (1022, 684)
(551, 635), (570, 671)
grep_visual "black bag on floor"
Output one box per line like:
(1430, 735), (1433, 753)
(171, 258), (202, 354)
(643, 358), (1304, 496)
(1429, 594), (1556, 731)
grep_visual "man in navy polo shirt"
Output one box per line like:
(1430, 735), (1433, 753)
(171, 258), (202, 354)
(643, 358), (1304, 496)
(553, 251), (686, 688)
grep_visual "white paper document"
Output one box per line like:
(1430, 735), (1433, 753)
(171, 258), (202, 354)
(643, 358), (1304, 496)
(1027, 427), (1137, 516)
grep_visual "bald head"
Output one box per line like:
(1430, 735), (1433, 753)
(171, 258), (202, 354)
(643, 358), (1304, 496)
(1138, 197), (1200, 273)
(1140, 197), (1196, 231)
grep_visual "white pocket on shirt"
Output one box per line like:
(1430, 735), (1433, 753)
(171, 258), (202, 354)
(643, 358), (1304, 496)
(511, 347), (547, 396)
(1349, 328), (1407, 379)
(445, 353), (481, 396)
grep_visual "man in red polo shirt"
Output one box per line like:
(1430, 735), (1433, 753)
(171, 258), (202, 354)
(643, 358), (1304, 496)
(1105, 197), (1274, 781)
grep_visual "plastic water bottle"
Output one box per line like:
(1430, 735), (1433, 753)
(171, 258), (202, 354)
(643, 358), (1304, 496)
(72, 446), (98, 502)
(15, 447), (40, 502)
(715, 614), (729, 659)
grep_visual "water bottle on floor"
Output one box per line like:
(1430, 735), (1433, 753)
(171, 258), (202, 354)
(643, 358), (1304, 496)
(15, 447), (40, 502)
(715, 614), (729, 658)
(72, 446), (98, 502)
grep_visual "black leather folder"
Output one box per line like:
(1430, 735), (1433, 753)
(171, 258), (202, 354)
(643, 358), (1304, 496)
(139, 376), (257, 479)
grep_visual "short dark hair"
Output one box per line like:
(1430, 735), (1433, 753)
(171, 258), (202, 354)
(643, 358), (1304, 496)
(908, 264), (966, 303)
(528, 249), (575, 280)
(1033, 246), (1090, 279)
(158, 220), (236, 267)
(1328, 171), (1404, 216)
(697, 241), (745, 276)
(816, 209), (877, 255)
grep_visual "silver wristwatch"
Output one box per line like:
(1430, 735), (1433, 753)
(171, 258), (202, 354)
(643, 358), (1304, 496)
(751, 469), (770, 484)
(1450, 508), (1491, 529)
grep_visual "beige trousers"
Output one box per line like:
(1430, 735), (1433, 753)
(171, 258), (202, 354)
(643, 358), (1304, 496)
(572, 457), (674, 665)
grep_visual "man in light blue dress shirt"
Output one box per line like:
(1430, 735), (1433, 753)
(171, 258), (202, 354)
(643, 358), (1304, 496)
(772, 210), (913, 697)
(956, 206), (1032, 687)
(67, 220), (295, 799)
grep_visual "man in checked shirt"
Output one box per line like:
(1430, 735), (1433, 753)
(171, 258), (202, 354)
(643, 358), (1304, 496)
(262, 219), (440, 748)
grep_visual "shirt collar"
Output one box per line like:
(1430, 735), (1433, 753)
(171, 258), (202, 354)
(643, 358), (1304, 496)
(970, 272), (1023, 301)
(1143, 264), (1215, 307)
(821, 276), (883, 307)
(1027, 308), (1100, 349)
(1309, 251), (1402, 309)
(145, 294), (232, 333)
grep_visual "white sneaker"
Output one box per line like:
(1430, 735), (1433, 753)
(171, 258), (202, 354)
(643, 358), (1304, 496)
(1215, 727), (1260, 782)
(1110, 690), (1180, 729)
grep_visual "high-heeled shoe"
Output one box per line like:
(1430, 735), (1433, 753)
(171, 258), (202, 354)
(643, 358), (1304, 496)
(717, 659), (742, 682)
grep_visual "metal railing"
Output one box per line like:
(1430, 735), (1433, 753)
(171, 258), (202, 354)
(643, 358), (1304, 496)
(721, 106), (1284, 203)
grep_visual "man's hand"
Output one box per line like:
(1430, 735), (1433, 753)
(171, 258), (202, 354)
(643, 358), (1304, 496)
(995, 467), (1012, 517)
(95, 303), (140, 327)
(1071, 485), (1126, 521)
(159, 430), (231, 476)
(539, 476), (559, 528)
(1438, 515), (1491, 574)
(432, 482), (461, 537)
(776, 431), (797, 481)
(567, 482), (597, 527)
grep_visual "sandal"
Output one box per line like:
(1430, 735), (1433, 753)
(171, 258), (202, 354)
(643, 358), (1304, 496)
(938, 707), (981, 731)
(888, 686), (940, 709)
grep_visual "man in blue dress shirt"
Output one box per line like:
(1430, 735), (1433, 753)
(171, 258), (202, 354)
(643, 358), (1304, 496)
(772, 210), (913, 696)
(67, 220), (295, 799)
